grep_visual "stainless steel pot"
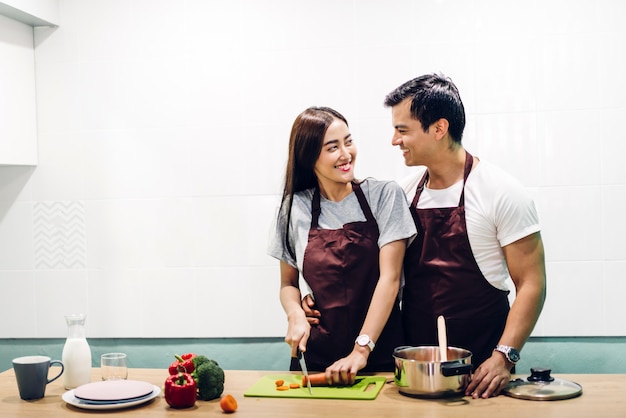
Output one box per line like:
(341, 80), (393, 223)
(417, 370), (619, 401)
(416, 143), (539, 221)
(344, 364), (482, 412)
(393, 346), (473, 398)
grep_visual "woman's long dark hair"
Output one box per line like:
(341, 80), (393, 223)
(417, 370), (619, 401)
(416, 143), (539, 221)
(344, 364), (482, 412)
(278, 106), (348, 260)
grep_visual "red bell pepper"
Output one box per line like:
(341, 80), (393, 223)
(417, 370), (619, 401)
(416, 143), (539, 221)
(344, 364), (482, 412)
(168, 353), (197, 375)
(164, 372), (197, 409)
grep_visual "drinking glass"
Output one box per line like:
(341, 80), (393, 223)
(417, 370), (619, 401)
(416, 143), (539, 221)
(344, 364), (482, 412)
(101, 353), (127, 380)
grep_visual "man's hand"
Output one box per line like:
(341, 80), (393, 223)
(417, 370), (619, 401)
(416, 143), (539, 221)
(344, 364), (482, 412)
(465, 352), (512, 398)
(301, 294), (321, 326)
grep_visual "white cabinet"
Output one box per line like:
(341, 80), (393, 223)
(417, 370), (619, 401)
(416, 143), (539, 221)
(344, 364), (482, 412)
(0, 13), (37, 165)
(0, 0), (59, 26)
(0, 1), (57, 166)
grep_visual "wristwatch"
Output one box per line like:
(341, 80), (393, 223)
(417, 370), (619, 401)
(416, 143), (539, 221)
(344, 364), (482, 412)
(494, 344), (520, 364)
(355, 334), (375, 351)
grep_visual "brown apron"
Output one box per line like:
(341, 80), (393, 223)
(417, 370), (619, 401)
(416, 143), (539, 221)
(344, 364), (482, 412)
(402, 152), (511, 368)
(291, 181), (403, 372)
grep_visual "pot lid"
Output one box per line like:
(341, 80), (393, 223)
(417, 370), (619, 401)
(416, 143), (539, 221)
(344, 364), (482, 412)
(502, 367), (583, 401)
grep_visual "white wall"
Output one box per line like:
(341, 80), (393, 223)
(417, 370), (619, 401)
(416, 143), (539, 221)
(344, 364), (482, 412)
(0, 0), (625, 339)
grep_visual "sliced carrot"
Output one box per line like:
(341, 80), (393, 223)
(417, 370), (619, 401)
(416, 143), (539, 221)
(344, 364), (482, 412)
(303, 372), (329, 387)
(289, 383), (300, 389)
(275, 379), (284, 387)
(276, 385), (290, 391)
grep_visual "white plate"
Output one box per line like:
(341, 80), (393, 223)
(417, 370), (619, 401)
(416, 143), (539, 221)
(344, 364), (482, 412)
(74, 379), (155, 402)
(62, 385), (161, 410)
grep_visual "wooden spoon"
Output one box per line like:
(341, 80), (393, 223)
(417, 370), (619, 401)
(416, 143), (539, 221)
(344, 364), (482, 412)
(437, 315), (448, 362)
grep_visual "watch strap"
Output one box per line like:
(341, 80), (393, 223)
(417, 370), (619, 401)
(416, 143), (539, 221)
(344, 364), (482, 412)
(494, 344), (520, 364)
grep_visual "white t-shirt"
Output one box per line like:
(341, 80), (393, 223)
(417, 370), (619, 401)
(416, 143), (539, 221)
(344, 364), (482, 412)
(268, 178), (417, 274)
(401, 159), (540, 291)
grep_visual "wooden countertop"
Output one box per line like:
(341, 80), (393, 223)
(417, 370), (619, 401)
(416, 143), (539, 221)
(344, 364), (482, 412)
(1, 368), (625, 417)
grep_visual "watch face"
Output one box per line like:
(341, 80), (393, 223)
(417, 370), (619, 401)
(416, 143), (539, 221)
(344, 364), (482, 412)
(355, 335), (375, 351)
(509, 349), (521, 362)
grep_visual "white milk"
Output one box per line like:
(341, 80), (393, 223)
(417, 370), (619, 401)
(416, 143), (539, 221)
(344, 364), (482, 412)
(62, 337), (92, 389)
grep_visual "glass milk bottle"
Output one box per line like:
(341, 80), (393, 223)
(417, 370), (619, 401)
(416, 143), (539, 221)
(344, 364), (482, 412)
(62, 313), (92, 389)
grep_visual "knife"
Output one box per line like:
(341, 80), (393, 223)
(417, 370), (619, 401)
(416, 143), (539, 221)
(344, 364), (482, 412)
(297, 348), (313, 395)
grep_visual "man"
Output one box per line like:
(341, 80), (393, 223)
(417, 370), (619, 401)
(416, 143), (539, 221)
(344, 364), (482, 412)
(383, 73), (546, 398)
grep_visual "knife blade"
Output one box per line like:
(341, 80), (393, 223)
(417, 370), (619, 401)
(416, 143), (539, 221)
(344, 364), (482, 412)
(297, 348), (313, 395)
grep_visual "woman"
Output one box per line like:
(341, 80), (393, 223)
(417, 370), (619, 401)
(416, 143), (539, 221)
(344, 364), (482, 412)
(268, 106), (416, 385)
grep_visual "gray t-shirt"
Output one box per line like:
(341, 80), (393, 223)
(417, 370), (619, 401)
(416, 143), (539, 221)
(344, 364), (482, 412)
(268, 178), (417, 273)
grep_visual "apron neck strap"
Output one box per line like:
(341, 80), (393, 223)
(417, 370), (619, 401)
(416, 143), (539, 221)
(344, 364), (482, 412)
(412, 150), (474, 208)
(311, 181), (373, 228)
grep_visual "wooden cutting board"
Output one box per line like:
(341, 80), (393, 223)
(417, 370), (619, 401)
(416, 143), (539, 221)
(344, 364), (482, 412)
(243, 374), (387, 400)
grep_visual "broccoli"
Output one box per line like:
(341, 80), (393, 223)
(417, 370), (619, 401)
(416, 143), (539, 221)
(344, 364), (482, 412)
(191, 355), (211, 369)
(190, 355), (225, 401)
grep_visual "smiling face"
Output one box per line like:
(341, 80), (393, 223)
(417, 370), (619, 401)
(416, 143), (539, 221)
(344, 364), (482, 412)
(313, 118), (356, 200)
(390, 98), (436, 167)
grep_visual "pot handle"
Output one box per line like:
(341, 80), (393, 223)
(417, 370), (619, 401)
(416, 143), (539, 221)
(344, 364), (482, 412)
(441, 361), (473, 377)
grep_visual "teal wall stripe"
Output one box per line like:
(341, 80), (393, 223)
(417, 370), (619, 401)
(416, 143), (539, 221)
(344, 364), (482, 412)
(2, 337), (625, 374)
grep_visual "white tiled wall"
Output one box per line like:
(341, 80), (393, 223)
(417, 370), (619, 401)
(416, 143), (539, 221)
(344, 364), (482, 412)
(0, 0), (625, 338)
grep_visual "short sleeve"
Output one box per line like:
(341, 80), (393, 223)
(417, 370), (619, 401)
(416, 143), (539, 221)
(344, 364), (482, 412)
(366, 179), (417, 248)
